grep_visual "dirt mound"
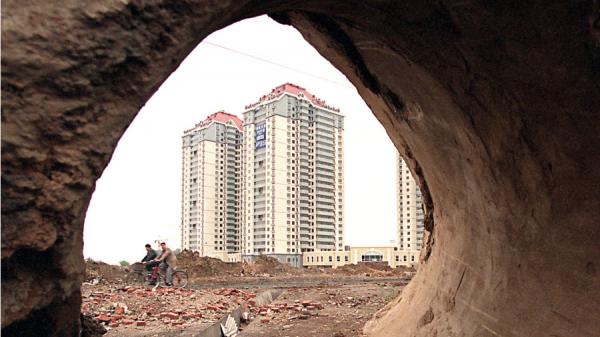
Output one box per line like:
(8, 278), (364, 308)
(332, 262), (410, 276)
(243, 255), (301, 276)
(176, 250), (244, 278)
(176, 250), (302, 279)
(85, 259), (129, 284)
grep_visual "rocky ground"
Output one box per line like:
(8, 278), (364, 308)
(239, 282), (404, 337)
(82, 251), (414, 337)
(81, 284), (257, 336)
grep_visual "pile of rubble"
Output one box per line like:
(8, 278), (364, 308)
(242, 255), (302, 276)
(85, 259), (130, 284)
(246, 290), (373, 324)
(81, 283), (257, 333)
(329, 262), (415, 277)
(176, 250), (302, 280)
(177, 250), (244, 278)
(247, 299), (326, 324)
(238, 283), (404, 337)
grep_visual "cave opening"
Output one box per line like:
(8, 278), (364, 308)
(2, 2), (598, 337)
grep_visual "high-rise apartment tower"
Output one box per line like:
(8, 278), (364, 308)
(396, 154), (425, 263)
(181, 111), (243, 261)
(241, 83), (345, 267)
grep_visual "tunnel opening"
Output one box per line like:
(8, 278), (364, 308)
(2, 1), (599, 337)
(81, 16), (411, 272)
(6, 14), (425, 337)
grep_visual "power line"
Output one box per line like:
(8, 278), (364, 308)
(201, 40), (354, 89)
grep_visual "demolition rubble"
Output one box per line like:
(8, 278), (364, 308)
(82, 251), (414, 336)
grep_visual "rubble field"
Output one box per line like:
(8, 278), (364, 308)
(81, 283), (258, 337)
(239, 282), (403, 337)
(82, 252), (414, 337)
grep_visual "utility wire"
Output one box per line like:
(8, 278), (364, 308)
(201, 41), (354, 89)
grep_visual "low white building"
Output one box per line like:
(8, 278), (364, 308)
(302, 246), (419, 268)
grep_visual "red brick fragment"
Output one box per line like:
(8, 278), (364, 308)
(96, 314), (110, 322)
(136, 321), (146, 326)
(111, 315), (124, 321)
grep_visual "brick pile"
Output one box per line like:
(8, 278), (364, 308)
(81, 284), (257, 332)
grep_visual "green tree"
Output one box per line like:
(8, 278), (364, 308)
(119, 260), (129, 266)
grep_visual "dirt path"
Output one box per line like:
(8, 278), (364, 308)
(189, 276), (410, 290)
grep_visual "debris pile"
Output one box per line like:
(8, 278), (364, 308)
(176, 250), (302, 280)
(177, 250), (244, 278)
(247, 299), (326, 323)
(80, 283), (257, 333)
(239, 283), (404, 336)
(242, 255), (302, 276)
(85, 260), (129, 284)
(330, 262), (414, 277)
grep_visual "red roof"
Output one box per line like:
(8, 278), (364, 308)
(189, 111), (243, 132)
(245, 83), (340, 112)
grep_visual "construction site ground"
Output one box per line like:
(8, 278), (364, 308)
(238, 282), (403, 337)
(82, 252), (414, 337)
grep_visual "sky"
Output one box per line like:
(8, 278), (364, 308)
(83, 15), (398, 265)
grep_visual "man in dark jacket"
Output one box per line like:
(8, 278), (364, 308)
(141, 244), (157, 271)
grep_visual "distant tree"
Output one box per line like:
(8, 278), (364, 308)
(119, 260), (129, 266)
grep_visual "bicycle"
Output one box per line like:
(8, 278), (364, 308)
(131, 262), (188, 288)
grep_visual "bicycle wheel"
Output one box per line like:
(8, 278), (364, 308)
(172, 271), (188, 288)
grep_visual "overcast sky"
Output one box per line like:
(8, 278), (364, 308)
(83, 15), (398, 265)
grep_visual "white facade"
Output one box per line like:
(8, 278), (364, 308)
(302, 246), (420, 268)
(181, 111), (243, 260)
(396, 153), (424, 264)
(241, 83), (345, 267)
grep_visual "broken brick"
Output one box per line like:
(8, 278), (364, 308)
(96, 314), (110, 322)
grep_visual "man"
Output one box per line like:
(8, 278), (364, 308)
(140, 244), (157, 271)
(154, 242), (177, 286)
(141, 244), (160, 285)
